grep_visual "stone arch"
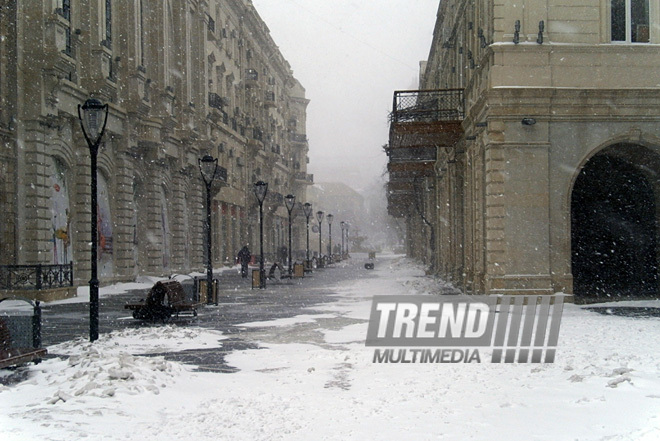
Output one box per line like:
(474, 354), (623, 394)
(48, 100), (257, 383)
(570, 142), (660, 299)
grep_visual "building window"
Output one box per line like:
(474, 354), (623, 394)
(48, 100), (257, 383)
(612, 0), (650, 43)
(102, 0), (112, 48)
(60, 0), (73, 56)
(139, 0), (145, 66)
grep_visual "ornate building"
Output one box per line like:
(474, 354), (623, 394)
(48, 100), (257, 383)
(0, 0), (312, 292)
(387, 0), (660, 299)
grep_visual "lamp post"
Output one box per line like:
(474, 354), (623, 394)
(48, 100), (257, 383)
(340, 221), (346, 257)
(78, 98), (109, 343)
(285, 194), (296, 276)
(316, 211), (324, 266)
(199, 155), (218, 305)
(254, 181), (268, 288)
(326, 214), (334, 263)
(345, 223), (350, 256)
(303, 203), (312, 267)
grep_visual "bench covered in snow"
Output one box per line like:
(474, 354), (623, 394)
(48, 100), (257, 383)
(125, 280), (202, 321)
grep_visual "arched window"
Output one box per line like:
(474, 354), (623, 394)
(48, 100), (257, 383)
(612, 0), (650, 43)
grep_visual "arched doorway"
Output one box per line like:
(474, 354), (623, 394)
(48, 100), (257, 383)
(571, 144), (660, 298)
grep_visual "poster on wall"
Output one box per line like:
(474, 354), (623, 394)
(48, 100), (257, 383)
(50, 160), (72, 265)
(98, 173), (114, 277)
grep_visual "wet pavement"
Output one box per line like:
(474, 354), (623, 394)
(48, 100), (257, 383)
(39, 257), (379, 372)
(29, 255), (660, 374)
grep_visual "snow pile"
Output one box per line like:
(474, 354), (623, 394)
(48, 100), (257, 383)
(1, 326), (225, 405)
(42, 347), (177, 404)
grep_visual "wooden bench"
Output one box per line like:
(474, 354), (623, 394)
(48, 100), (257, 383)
(125, 280), (202, 321)
(0, 317), (47, 369)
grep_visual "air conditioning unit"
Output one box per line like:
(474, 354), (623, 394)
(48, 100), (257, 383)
(236, 157), (245, 166)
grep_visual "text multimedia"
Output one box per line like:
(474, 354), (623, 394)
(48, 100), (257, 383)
(372, 348), (481, 364)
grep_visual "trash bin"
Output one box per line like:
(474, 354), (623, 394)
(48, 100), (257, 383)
(293, 263), (304, 278)
(252, 269), (261, 289)
(197, 279), (218, 304)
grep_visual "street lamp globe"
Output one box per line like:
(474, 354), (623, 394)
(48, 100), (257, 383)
(326, 214), (334, 225)
(285, 194), (296, 212)
(254, 181), (268, 203)
(79, 98), (108, 145)
(303, 202), (312, 218)
(316, 210), (324, 224)
(199, 154), (218, 185)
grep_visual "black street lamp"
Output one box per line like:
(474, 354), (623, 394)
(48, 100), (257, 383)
(254, 181), (268, 288)
(340, 221), (346, 257)
(345, 223), (350, 255)
(285, 194), (296, 276)
(303, 203), (313, 267)
(326, 214), (334, 262)
(316, 210), (324, 266)
(78, 98), (109, 343)
(199, 154), (218, 305)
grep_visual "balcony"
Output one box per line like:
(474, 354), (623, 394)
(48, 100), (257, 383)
(294, 172), (314, 185)
(389, 88), (464, 149)
(208, 92), (227, 110)
(386, 89), (464, 217)
(264, 91), (276, 108)
(290, 133), (307, 144)
(245, 69), (259, 88)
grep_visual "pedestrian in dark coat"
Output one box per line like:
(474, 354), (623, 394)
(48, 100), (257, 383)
(238, 246), (251, 278)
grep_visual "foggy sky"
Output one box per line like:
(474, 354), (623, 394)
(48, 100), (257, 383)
(250, 0), (440, 191)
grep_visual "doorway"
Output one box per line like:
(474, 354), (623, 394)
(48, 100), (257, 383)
(571, 147), (659, 298)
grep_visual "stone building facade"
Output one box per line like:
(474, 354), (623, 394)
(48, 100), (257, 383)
(0, 0), (312, 288)
(387, 0), (660, 299)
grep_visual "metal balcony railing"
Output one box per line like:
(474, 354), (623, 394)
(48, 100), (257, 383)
(290, 133), (307, 143)
(208, 93), (227, 110)
(390, 89), (464, 123)
(0, 262), (74, 291)
(246, 69), (259, 82)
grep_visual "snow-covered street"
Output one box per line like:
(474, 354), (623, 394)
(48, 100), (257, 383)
(2, 254), (660, 440)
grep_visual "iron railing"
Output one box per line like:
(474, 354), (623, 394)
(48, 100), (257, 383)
(0, 262), (73, 291)
(290, 133), (307, 143)
(294, 172), (314, 183)
(390, 89), (464, 123)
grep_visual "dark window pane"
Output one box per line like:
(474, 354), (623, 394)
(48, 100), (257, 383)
(611, 0), (626, 41)
(105, 0), (112, 44)
(632, 0), (649, 42)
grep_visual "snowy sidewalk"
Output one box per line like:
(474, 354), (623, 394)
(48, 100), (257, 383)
(2, 255), (660, 440)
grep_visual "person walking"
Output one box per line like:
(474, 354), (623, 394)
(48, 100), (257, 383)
(238, 245), (251, 278)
